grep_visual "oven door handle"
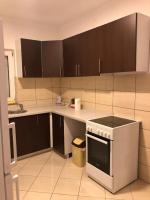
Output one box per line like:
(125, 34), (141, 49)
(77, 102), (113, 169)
(86, 133), (108, 145)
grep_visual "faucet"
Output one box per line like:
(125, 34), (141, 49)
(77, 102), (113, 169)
(18, 103), (24, 111)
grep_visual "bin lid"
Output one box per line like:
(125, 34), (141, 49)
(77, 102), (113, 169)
(72, 136), (85, 148)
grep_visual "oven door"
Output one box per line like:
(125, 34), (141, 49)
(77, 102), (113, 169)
(86, 132), (111, 175)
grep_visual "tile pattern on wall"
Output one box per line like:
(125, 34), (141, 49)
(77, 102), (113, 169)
(60, 74), (150, 183)
(14, 74), (150, 183)
(15, 77), (60, 108)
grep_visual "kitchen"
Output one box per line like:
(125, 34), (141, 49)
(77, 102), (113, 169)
(0, 0), (150, 200)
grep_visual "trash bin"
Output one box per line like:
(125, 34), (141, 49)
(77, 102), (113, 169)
(72, 136), (86, 167)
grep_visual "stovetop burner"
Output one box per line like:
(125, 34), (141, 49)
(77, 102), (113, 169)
(90, 116), (135, 128)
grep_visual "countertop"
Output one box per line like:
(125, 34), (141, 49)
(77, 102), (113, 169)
(8, 105), (110, 123)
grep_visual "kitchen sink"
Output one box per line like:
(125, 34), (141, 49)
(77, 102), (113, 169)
(8, 109), (27, 114)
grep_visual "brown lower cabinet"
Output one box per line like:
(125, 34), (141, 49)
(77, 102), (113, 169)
(9, 113), (50, 157)
(52, 113), (64, 155)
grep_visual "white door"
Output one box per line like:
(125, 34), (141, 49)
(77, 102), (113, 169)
(0, 20), (13, 200)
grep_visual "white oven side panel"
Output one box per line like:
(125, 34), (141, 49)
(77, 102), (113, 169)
(113, 123), (139, 192)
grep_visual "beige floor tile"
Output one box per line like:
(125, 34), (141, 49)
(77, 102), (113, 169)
(79, 177), (105, 198)
(60, 166), (83, 179)
(29, 152), (51, 165)
(39, 165), (62, 178)
(19, 163), (43, 176)
(105, 185), (132, 200)
(18, 158), (31, 167)
(24, 192), (51, 200)
(18, 175), (36, 191)
(130, 179), (150, 200)
(78, 197), (105, 200)
(30, 176), (57, 193)
(46, 153), (66, 167)
(13, 190), (26, 200)
(51, 194), (78, 200)
(54, 178), (80, 195)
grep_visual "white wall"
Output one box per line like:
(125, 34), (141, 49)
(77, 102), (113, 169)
(58, 0), (150, 39)
(2, 17), (59, 50)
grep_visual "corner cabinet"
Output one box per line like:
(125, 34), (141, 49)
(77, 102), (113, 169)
(9, 113), (50, 157)
(42, 41), (63, 77)
(16, 39), (63, 78)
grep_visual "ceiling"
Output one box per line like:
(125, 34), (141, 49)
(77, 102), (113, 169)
(0, 0), (108, 25)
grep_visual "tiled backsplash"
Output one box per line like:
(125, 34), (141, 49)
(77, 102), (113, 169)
(15, 74), (150, 183)
(60, 74), (150, 183)
(15, 77), (60, 108)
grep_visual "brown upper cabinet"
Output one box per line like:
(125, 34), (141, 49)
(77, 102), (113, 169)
(63, 35), (80, 77)
(63, 13), (150, 76)
(16, 13), (150, 77)
(42, 41), (63, 77)
(21, 39), (42, 77)
(16, 39), (63, 77)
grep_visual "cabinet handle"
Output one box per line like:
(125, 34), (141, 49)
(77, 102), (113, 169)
(98, 58), (101, 75)
(78, 64), (80, 76)
(60, 116), (61, 127)
(37, 115), (39, 125)
(23, 66), (27, 77)
(12, 174), (20, 200)
(76, 64), (78, 77)
(59, 66), (62, 77)
(8, 122), (17, 167)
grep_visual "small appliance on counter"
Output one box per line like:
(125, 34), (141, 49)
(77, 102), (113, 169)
(86, 116), (139, 193)
(69, 98), (81, 110)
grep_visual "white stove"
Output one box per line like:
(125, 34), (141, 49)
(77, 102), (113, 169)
(86, 116), (139, 193)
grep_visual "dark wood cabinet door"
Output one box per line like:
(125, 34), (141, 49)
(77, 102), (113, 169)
(9, 114), (50, 157)
(98, 14), (136, 73)
(78, 28), (100, 76)
(36, 114), (50, 151)
(42, 41), (63, 77)
(63, 36), (79, 77)
(21, 39), (42, 77)
(52, 113), (64, 154)
(9, 115), (37, 157)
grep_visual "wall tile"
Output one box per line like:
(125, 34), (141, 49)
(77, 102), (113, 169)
(114, 74), (135, 92)
(16, 78), (36, 90)
(82, 90), (95, 103)
(16, 89), (36, 101)
(135, 92), (150, 111)
(140, 129), (150, 149)
(70, 77), (83, 89)
(139, 147), (150, 166)
(52, 78), (60, 88)
(113, 91), (135, 109)
(135, 110), (150, 130)
(52, 88), (61, 99)
(96, 74), (113, 91)
(82, 77), (95, 90)
(95, 104), (113, 114)
(113, 107), (135, 120)
(35, 78), (52, 88)
(136, 74), (150, 92)
(96, 90), (113, 106)
(60, 78), (71, 88)
(139, 164), (150, 183)
(82, 102), (95, 110)
(35, 88), (53, 100)
(36, 99), (53, 107)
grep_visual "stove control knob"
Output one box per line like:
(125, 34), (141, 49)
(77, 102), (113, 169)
(100, 131), (103, 137)
(104, 132), (107, 137)
(87, 126), (90, 131)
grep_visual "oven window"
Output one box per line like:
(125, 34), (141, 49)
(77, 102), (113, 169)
(87, 134), (110, 175)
